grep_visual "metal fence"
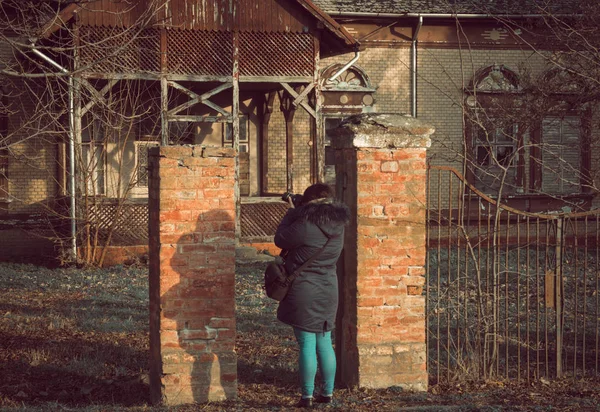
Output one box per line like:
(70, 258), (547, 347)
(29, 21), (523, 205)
(426, 166), (600, 384)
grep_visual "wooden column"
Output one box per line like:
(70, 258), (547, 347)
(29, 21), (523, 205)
(232, 30), (241, 241)
(279, 91), (296, 193)
(160, 28), (168, 146)
(72, 25), (85, 261)
(313, 32), (324, 183)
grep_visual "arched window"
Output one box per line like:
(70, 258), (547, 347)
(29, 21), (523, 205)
(533, 68), (590, 195)
(465, 65), (524, 194)
(321, 64), (375, 113)
(465, 64), (591, 202)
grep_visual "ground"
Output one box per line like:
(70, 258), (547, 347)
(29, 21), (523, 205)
(1, 262), (600, 411)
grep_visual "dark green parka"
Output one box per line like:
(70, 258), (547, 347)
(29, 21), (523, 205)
(274, 199), (350, 333)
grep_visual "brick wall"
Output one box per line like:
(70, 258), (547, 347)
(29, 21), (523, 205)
(332, 114), (433, 391)
(323, 49), (412, 115)
(8, 77), (59, 214)
(293, 108), (313, 193)
(267, 99), (287, 194)
(324, 48), (600, 209)
(265, 92), (314, 195)
(148, 145), (237, 405)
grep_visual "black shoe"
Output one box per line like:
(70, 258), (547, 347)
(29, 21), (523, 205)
(297, 397), (313, 408)
(316, 395), (333, 404)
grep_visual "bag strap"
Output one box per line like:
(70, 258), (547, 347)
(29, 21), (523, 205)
(284, 235), (334, 285)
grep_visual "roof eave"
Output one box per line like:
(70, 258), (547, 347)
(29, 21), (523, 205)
(295, 0), (359, 48)
(37, 3), (80, 40)
(325, 11), (581, 19)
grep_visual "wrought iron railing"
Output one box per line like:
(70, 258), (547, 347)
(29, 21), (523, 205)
(427, 166), (600, 384)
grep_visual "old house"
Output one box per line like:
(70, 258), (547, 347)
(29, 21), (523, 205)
(0, 0), (598, 263)
(0, 0), (599, 395)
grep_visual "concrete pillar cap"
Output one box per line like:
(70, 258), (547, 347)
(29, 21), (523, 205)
(331, 113), (434, 149)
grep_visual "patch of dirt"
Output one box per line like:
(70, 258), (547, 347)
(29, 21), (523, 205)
(1, 262), (600, 411)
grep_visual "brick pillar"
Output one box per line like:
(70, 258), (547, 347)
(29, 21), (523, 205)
(332, 114), (434, 391)
(148, 146), (237, 405)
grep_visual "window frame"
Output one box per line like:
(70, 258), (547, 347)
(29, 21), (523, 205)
(464, 65), (593, 206)
(133, 140), (160, 190)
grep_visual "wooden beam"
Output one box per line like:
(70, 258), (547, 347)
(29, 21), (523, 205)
(167, 115), (231, 123)
(160, 76), (168, 146)
(80, 72), (161, 81)
(314, 33), (325, 184)
(168, 74), (232, 82)
(240, 76), (312, 83)
(233, 29), (241, 242)
(167, 82), (232, 116)
(80, 72), (232, 83)
(280, 82), (316, 119)
(160, 28), (168, 147)
(293, 83), (314, 107)
(203, 100), (230, 117)
(81, 79), (119, 116)
(38, 3), (80, 39)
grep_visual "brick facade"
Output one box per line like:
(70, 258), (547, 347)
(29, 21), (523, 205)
(323, 47), (599, 209)
(332, 114), (433, 391)
(148, 146), (237, 405)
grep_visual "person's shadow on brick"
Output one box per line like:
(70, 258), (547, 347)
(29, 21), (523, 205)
(150, 209), (237, 405)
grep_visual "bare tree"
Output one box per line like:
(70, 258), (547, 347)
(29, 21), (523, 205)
(0, 0), (168, 266)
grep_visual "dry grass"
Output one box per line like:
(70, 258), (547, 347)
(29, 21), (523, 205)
(1, 262), (600, 411)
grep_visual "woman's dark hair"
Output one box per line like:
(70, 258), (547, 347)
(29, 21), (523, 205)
(301, 183), (334, 204)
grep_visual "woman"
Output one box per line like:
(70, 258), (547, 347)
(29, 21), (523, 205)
(274, 183), (350, 408)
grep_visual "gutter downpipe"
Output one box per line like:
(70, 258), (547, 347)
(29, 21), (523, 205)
(329, 49), (360, 82)
(30, 43), (77, 261)
(412, 15), (422, 118)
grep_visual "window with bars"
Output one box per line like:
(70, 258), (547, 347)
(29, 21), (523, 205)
(470, 118), (521, 194)
(135, 141), (159, 188)
(223, 116), (248, 153)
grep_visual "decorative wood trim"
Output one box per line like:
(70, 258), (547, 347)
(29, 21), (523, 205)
(293, 83), (314, 106)
(167, 82), (232, 116)
(280, 82), (316, 119)
(81, 79), (119, 116)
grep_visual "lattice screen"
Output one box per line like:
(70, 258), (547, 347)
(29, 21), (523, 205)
(240, 202), (290, 238)
(79, 27), (313, 77)
(79, 26), (161, 74)
(84, 202), (148, 246)
(239, 32), (314, 77)
(166, 30), (233, 76)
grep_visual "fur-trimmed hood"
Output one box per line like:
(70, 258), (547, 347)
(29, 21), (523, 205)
(289, 199), (350, 237)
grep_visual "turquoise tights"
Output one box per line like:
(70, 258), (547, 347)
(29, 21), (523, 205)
(293, 327), (336, 399)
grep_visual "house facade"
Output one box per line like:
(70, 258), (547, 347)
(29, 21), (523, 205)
(0, 0), (597, 263)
